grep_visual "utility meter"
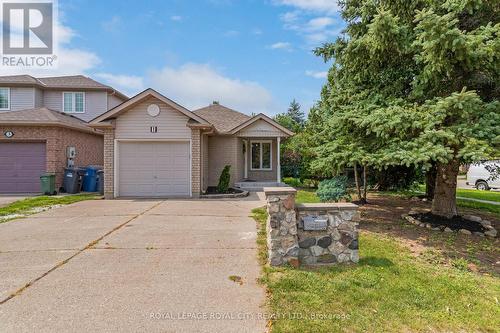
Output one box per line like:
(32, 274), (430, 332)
(66, 146), (76, 158)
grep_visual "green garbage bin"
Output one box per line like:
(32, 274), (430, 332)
(40, 173), (56, 195)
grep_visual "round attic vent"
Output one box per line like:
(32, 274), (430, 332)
(147, 104), (160, 117)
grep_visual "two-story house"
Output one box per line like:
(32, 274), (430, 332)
(0, 75), (127, 193)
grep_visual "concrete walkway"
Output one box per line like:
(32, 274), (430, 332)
(0, 194), (267, 332)
(0, 196), (29, 208)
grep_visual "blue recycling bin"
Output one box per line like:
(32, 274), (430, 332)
(82, 166), (101, 192)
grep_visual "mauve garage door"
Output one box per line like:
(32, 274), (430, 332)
(118, 141), (190, 197)
(0, 142), (46, 193)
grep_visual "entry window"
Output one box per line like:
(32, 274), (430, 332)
(0, 88), (9, 110)
(63, 92), (85, 113)
(251, 141), (272, 170)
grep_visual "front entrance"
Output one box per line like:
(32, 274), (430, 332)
(117, 141), (190, 197)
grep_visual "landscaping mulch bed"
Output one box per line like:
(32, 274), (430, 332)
(358, 193), (500, 275)
(205, 187), (244, 194)
(410, 212), (486, 232)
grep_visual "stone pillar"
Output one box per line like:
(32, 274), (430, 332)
(191, 128), (201, 198)
(103, 127), (115, 199)
(263, 187), (299, 267)
(296, 203), (360, 265)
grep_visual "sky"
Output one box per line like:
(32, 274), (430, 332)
(2, 0), (344, 116)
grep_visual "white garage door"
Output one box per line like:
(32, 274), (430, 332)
(118, 141), (190, 197)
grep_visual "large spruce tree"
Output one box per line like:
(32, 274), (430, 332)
(313, 0), (499, 218)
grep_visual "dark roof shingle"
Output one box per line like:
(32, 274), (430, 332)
(0, 108), (98, 133)
(193, 103), (250, 133)
(37, 75), (111, 89)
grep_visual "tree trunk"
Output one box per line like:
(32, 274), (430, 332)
(425, 163), (437, 200)
(353, 163), (362, 202)
(431, 159), (460, 218)
(362, 165), (368, 203)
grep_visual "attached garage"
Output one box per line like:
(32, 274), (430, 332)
(0, 142), (46, 193)
(117, 141), (190, 197)
(90, 89), (212, 199)
(0, 108), (104, 193)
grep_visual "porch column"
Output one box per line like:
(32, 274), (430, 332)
(244, 139), (248, 179)
(277, 136), (281, 183)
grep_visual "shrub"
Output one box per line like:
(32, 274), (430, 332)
(316, 176), (351, 202)
(283, 177), (303, 188)
(217, 165), (231, 193)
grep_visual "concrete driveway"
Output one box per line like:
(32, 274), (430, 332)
(0, 196), (30, 208)
(0, 194), (267, 333)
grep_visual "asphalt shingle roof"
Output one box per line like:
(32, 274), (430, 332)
(0, 75), (127, 98)
(0, 108), (97, 132)
(193, 103), (251, 133)
(0, 75), (39, 84)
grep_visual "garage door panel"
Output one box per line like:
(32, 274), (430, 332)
(0, 142), (46, 193)
(118, 141), (190, 197)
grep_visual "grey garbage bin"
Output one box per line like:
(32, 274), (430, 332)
(96, 170), (104, 195)
(63, 167), (85, 194)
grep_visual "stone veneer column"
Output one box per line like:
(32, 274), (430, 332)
(264, 187), (299, 267)
(103, 127), (115, 199)
(295, 203), (360, 265)
(191, 128), (201, 198)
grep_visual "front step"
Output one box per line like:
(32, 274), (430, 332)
(234, 182), (288, 191)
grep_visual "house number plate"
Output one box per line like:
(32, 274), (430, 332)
(303, 216), (328, 231)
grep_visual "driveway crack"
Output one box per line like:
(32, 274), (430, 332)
(0, 201), (164, 305)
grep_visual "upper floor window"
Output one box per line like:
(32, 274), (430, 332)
(0, 88), (10, 110)
(251, 140), (272, 170)
(63, 92), (85, 113)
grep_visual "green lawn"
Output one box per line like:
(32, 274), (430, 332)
(295, 189), (321, 204)
(0, 194), (102, 223)
(251, 207), (500, 332)
(417, 184), (500, 203)
(456, 189), (500, 202)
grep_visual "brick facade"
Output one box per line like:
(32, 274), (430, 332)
(103, 127), (115, 199)
(191, 128), (201, 197)
(0, 125), (103, 190)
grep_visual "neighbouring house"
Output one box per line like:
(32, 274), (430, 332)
(0, 75), (128, 193)
(90, 89), (294, 199)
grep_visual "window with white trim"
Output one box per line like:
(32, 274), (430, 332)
(251, 140), (272, 170)
(63, 92), (85, 113)
(0, 88), (10, 110)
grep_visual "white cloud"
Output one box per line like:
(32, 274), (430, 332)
(306, 17), (334, 31)
(94, 73), (144, 96)
(276, 1), (342, 45)
(147, 63), (275, 114)
(170, 15), (183, 21)
(279, 12), (341, 45)
(280, 11), (300, 24)
(305, 70), (328, 79)
(0, 19), (100, 76)
(269, 42), (293, 51)
(275, 0), (340, 14)
(101, 16), (122, 32)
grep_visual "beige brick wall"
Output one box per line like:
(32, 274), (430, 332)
(103, 127), (115, 199)
(191, 128), (201, 197)
(206, 135), (240, 187)
(0, 125), (103, 190)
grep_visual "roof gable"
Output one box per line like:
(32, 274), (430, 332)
(229, 113), (294, 137)
(90, 89), (211, 126)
